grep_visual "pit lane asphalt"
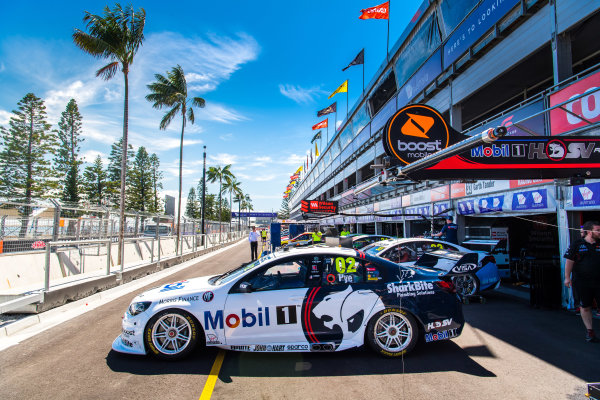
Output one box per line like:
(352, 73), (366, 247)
(0, 240), (598, 400)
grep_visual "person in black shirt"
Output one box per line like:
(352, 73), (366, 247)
(433, 216), (458, 244)
(564, 220), (600, 342)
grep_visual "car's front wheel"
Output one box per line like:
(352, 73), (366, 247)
(366, 307), (418, 357)
(144, 309), (199, 360)
(452, 273), (480, 297)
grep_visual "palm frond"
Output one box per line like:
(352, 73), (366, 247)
(192, 97), (206, 108)
(187, 107), (195, 124)
(159, 105), (180, 130)
(96, 61), (119, 80)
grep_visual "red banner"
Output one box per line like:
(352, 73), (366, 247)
(312, 119), (328, 130)
(359, 1), (389, 19)
(509, 179), (553, 188)
(549, 70), (600, 135)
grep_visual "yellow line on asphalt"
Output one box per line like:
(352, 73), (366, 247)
(199, 350), (226, 400)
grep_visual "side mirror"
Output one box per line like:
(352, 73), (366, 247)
(238, 282), (253, 293)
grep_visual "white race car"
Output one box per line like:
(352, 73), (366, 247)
(113, 247), (465, 360)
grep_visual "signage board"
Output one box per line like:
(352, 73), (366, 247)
(470, 99), (545, 137)
(479, 195), (504, 213)
(443, 0), (520, 69)
(232, 212), (277, 218)
(511, 189), (548, 211)
(573, 182), (600, 207)
(549, 70), (600, 135)
(301, 200), (338, 214)
(457, 199), (476, 215)
(406, 136), (600, 180)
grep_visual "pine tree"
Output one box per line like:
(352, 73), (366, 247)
(186, 187), (199, 218)
(128, 146), (153, 212)
(278, 198), (290, 219)
(107, 138), (134, 207)
(83, 155), (108, 206)
(0, 93), (57, 236)
(148, 153), (163, 213)
(204, 193), (217, 221)
(54, 99), (84, 204)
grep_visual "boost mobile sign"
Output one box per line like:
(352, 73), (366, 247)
(383, 104), (600, 180)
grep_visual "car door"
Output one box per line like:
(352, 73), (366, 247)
(301, 254), (381, 347)
(223, 255), (318, 345)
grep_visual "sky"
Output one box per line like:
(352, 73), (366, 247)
(0, 0), (423, 214)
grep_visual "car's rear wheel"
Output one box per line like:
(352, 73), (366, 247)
(144, 309), (199, 360)
(452, 273), (480, 297)
(366, 307), (418, 357)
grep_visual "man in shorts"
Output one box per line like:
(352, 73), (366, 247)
(564, 220), (600, 342)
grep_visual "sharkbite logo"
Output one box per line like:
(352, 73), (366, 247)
(384, 105), (450, 166)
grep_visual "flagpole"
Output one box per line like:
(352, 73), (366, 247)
(387, 0), (390, 62)
(326, 121), (329, 144)
(362, 54), (365, 94)
(346, 87), (349, 120)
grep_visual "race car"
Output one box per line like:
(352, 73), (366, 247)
(112, 247), (464, 360)
(345, 234), (394, 250)
(363, 238), (500, 297)
(283, 232), (314, 248)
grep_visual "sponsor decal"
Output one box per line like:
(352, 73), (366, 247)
(426, 318), (453, 331)
(160, 280), (188, 292)
(550, 70), (600, 135)
(511, 189), (548, 211)
(158, 295), (200, 304)
(204, 308), (271, 330)
(202, 291), (214, 302)
(573, 182), (600, 207)
(457, 200), (475, 215)
(479, 196), (503, 213)
(122, 328), (135, 336)
(230, 345), (251, 351)
(397, 270), (414, 280)
(121, 337), (135, 347)
(326, 274), (336, 283)
(471, 144), (510, 158)
(386, 281), (435, 297)
(276, 305), (298, 325)
(425, 328), (459, 342)
(451, 263), (478, 273)
(286, 344), (309, 351)
(206, 333), (221, 345)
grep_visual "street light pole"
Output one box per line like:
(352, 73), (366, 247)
(201, 146), (207, 242)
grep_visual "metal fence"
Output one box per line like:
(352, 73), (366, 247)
(0, 199), (236, 254)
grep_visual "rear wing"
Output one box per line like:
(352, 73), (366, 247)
(415, 250), (480, 275)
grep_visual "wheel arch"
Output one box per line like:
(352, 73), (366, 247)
(143, 307), (207, 353)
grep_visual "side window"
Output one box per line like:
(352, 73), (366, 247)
(322, 255), (363, 285)
(352, 239), (367, 249)
(381, 246), (400, 263)
(245, 257), (308, 291)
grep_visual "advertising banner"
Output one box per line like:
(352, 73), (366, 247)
(430, 185), (449, 201)
(471, 99), (545, 137)
(301, 200), (338, 214)
(396, 50), (442, 108)
(479, 195), (504, 213)
(433, 202), (451, 216)
(549, 70), (600, 135)
(232, 212), (278, 218)
(511, 189), (548, 211)
(451, 182), (466, 198)
(457, 200), (476, 215)
(466, 180), (510, 196)
(509, 179), (553, 188)
(572, 182), (600, 207)
(443, 0), (520, 69)
(407, 136), (600, 180)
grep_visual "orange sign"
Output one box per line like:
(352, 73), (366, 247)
(402, 194), (411, 207)
(450, 183), (466, 198)
(402, 113), (435, 138)
(430, 185), (449, 201)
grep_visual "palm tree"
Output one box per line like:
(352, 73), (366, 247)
(146, 65), (206, 250)
(207, 165), (233, 241)
(73, 4), (146, 265)
(243, 194), (253, 228)
(222, 177), (242, 232)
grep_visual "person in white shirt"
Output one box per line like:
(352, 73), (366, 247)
(249, 226), (260, 260)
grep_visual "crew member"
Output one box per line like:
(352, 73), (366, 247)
(249, 226), (260, 261)
(564, 220), (600, 342)
(261, 228), (267, 243)
(340, 226), (350, 236)
(433, 216), (458, 244)
(311, 229), (323, 244)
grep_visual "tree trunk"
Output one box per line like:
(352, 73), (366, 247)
(176, 110), (185, 252)
(219, 176), (222, 242)
(118, 69), (129, 266)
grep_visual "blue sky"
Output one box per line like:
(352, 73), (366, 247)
(0, 0), (422, 213)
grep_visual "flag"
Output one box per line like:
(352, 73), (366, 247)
(310, 148), (313, 164)
(283, 194), (288, 198)
(311, 130), (322, 144)
(290, 174), (299, 180)
(286, 185), (293, 190)
(312, 119), (328, 130)
(317, 102), (337, 117)
(315, 142), (319, 157)
(328, 80), (348, 99)
(342, 49), (365, 71)
(290, 180), (297, 185)
(359, 1), (389, 20)
(295, 166), (303, 174)
(285, 190), (291, 194)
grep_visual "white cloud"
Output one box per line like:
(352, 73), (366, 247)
(279, 153), (305, 165)
(0, 62), (5, 73)
(196, 103), (246, 124)
(209, 153), (238, 166)
(279, 84), (325, 104)
(0, 109), (11, 125)
(219, 133), (233, 141)
(81, 150), (107, 165)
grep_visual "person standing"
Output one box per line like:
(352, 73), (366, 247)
(261, 228), (267, 243)
(564, 220), (600, 342)
(311, 229), (322, 244)
(433, 216), (458, 244)
(249, 226), (260, 261)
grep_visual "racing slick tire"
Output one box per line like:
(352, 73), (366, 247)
(144, 309), (200, 360)
(452, 273), (480, 297)
(366, 307), (419, 358)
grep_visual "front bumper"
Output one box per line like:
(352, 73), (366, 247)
(111, 313), (147, 355)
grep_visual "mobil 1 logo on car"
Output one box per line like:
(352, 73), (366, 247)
(383, 104), (466, 166)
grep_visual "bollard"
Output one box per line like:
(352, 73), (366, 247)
(106, 240), (111, 275)
(44, 243), (51, 292)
